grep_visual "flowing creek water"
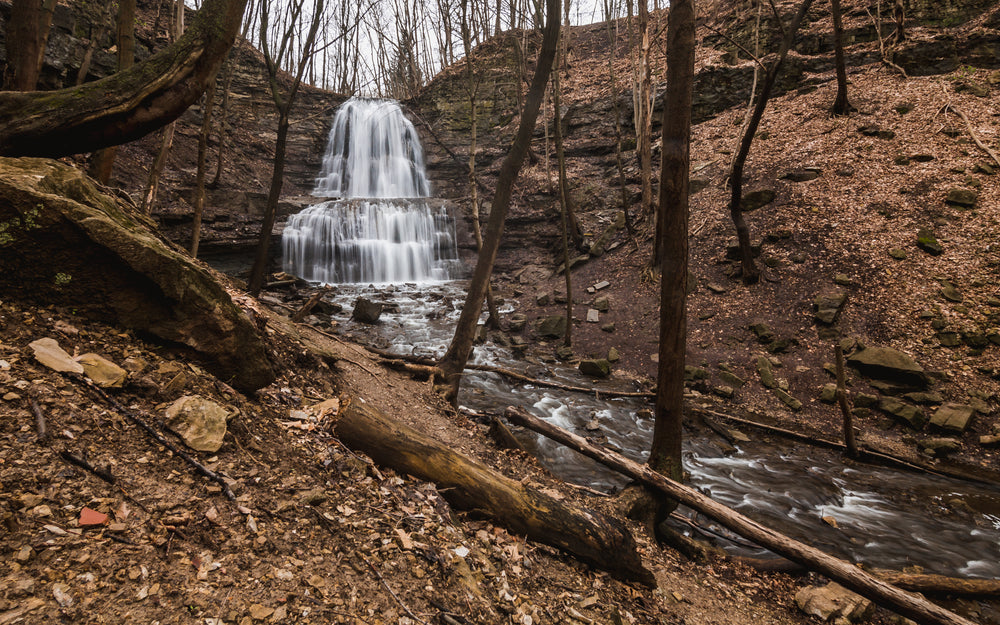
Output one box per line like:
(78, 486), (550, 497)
(275, 98), (1000, 590)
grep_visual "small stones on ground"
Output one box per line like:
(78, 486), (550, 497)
(814, 291), (848, 325)
(888, 248), (907, 260)
(916, 228), (943, 255)
(536, 315), (567, 339)
(773, 388), (802, 411)
(586, 309), (600, 323)
(579, 359), (611, 378)
(919, 437), (961, 456)
(757, 357), (777, 389)
(878, 397), (926, 429)
(939, 280), (964, 303)
(945, 187), (978, 208)
(164, 395), (233, 453)
(740, 189), (776, 211)
(929, 403), (975, 434)
(706, 283), (728, 294)
(795, 582), (873, 624)
(820, 383), (838, 404)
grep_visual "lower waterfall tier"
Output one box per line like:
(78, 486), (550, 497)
(281, 199), (461, 284)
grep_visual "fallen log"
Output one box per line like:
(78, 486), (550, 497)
(872, 570), (1000, 598)
(504, 406), (975, 625)
(331, 396), (655, 586)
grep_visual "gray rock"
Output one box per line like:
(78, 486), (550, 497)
(888, 248), (907, 260)
(719, 370), (746, 388)
(757, 357), (777, 389)
(774, 388), (803, 411)
(878, 397), (926, 429)
(0, 159), (274, 392)
(820, 383), (838, 404)
(814, 291), (848, 325)
(795, 582), (873, 624)
(750, 322), (774, 343)
(536, 315), (567, 339)
(903, 391), (943, 405)
(601, 323), (616, 333)
(712, 385), (735, 399)
(910, 154), (935, 163)
(352, 298), (384, 323)
(607, 347), (620, 362)
(586, 309), (600, 323)
(916, 228), (943, 256)
(535, 292), (551, 306)
(164, 395), (232, 453)
(507, 313), (527, 332)
(920, 437), (961, 456)
(847, 347), (930, 388)
(945, 187), (978, 208)
(555, 346), (574, 361)
(593, 296), (610, 312)
(782, 169), (820, 182)
(76, 353), (127, 389)
(740, 189), (776, 212)
(685, 365), (709, 381)
(930, 403), (975, 434)
(974, 162), (996, 175)
(936, 331), (962, 347)
(939, 280), (963, 303)
(579, 359), (611, 378)
(855, 393), (879, 408)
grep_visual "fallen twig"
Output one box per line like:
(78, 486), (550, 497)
(942, 104), (1000, 167)
(66, 372), (237, 501)
(59, 450), (116, 484)
(359, 553), (429, 625)
(31, 400), (48, 444)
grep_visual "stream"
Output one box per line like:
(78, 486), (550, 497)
(327, 281), (1000, 581)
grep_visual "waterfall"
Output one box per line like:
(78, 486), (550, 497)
(282, 98), (460, 284)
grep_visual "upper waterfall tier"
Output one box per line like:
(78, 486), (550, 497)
(313, 98), (431, 199)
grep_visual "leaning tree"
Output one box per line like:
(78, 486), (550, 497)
(0, 0), (249, 157)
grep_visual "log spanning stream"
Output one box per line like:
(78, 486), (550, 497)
(330, 282), (1000, 583)
(276, 97), (999, 596)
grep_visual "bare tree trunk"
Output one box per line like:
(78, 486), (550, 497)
(604, 12), (633, 238)
(0, 0), (249, 157)
(462, 0), (501, 329)
(438, 0), (561, 402)
(212, 56), (236, 186)
(830, 0), (853, 115)
(727, 0), (814, 284)
(635, 1), (654, 225)
(835, 344), (859, 458)
(648, 0), (694, 523)
(891, 0), (905, 44)
(4, 0), (42, 90)
(88, 0), (138, 184)
(552, 48), (573, 348)
(190, 71), (218, 257)
(248, 0), (326, 296)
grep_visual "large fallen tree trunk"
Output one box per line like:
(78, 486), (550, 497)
(331, 396), (655, 586)
(504, 406), (976, 625)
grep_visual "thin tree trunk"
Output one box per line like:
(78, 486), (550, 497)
(505, 407), (977, 625)
(190, 71), (218, 257)
(830, 0), (853, 115)
(212, 56), (236, 186)
(438, 0), (561, 402)
(835, 343), (859, 458)
(34, 0), (58, 79)
(461, 0), (501, 329)
(648, 0), (694, 517)
(635, 1), (654, 225)
(552, 50), (573, 348)
(88, 0), (138, 184)
(605, 13), (633, 238)
(727, 0), (815, 284)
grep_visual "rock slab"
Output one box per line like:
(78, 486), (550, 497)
(930, 403), (975, 434)
(165, 395), (232, 453)
(795, 582), (873, 624)
(846, 346), (929, 388)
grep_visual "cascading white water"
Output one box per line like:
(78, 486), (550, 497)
(282, 97), (459, 284)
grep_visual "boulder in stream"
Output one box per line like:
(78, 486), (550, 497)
(351, 298), (384, 324)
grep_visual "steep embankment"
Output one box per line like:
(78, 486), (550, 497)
(415, 0), (1000, 478)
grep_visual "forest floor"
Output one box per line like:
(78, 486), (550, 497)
(5, 1), (999, 623)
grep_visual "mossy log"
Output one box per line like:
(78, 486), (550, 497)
(505, 406), (976, 625)
(331, 396), (655, 586)
(0, 0), (248, 157)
